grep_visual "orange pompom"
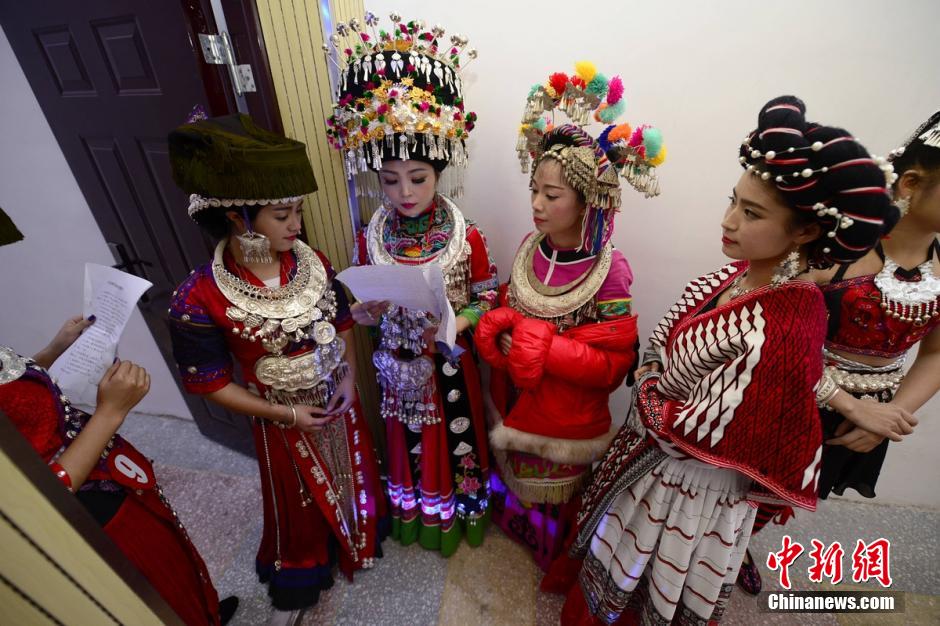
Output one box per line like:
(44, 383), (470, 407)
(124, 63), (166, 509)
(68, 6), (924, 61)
(608, 123), (633, 144)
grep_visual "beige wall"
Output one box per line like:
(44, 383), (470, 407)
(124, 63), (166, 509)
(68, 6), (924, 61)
(255, 0), (386, 450)
(363, 0), (940, 507)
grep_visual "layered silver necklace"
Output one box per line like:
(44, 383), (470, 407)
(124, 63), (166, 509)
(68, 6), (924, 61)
(874, 246), (940, 326)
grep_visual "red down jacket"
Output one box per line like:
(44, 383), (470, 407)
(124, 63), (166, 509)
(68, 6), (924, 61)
(476, 307), (638, 465)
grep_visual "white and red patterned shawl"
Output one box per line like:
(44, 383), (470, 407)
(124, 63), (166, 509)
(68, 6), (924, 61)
(642, 261), (827, 510)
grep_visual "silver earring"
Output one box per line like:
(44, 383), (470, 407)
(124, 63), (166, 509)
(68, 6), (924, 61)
(772, 250), (801, 287)
(236, 208), (273, 264)
(895, 196), (911, 216)
(237, 231), (273, 264)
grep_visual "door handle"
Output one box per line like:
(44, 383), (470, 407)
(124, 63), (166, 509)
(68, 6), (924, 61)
(107, 241), (153, 303)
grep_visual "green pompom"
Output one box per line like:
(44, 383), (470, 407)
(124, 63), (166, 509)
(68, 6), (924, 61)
(642, 127), (663, 159)
(586, 73), (609, 99)
(598, 99), (625, 123)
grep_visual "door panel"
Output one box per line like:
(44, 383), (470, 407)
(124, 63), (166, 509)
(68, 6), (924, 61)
(1, 1), (266, 455)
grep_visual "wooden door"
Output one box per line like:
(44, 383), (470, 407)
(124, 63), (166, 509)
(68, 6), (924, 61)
(0, 1), (279, 455)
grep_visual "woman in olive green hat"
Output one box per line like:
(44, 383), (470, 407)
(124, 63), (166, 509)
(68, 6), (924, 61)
(167, 115), (386, 615)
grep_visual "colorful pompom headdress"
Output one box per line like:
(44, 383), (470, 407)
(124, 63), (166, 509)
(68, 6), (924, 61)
(324, 12), (479, 199)
(518, 62), (666, 254)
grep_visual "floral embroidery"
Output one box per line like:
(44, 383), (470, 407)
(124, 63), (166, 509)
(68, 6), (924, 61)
(383, 200), (453, 260)
(458, 475), (481, 495)
(455, 452), (481, 497)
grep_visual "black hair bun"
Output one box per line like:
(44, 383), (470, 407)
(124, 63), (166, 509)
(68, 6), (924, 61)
(741, 95), (898, 267)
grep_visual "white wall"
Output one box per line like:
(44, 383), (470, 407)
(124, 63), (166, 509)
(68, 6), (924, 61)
(0, 27), (192, 420)
(368, 0), (940, 507)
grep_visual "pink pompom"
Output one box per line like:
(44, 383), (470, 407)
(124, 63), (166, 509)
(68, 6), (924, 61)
(376, 104), (389, 115)
(628, 124), (649, 147)
(606, 76), (624, 105)
(418, 101), (430, 112)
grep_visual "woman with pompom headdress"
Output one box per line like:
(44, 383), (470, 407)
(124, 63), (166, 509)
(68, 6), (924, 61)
(474, 62), (666, 571)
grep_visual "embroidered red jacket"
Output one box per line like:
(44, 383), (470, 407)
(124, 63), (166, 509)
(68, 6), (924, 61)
(644, 262), (827, 510)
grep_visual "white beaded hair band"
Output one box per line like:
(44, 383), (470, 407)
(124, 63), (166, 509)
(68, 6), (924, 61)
(187, 193), (305, 217)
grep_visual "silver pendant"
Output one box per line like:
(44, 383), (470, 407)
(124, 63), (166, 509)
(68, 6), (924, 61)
(0, 346), (27, 385)
(452, 442), (472, 456)
(313, 321), (337, 345)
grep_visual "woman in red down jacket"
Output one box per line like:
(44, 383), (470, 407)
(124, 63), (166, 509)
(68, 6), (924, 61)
(476, 103), (665, 570)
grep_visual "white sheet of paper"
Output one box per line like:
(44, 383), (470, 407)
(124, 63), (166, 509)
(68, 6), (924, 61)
(336, 264), (457, 348)
(49, 264), (153, 404)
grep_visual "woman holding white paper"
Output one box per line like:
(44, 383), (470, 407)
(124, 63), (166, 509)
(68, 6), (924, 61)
(326, 14), (496, 555)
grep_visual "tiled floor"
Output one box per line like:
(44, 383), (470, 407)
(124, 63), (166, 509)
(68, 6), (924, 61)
(122, 413), (940, 625)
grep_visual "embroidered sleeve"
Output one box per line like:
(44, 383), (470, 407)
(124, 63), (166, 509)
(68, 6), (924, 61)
(167, 269), (233, 394)
(315, 250), (354, 332)
(458, 224), (499, 330)
(595, 250), (634, 319)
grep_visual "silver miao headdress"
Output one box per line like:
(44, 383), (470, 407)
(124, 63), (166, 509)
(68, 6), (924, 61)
(323, 12), (479, 199)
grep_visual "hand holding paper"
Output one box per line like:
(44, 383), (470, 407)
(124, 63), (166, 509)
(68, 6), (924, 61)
(336, 264), (458, 349)
(49, 264), (153, 405)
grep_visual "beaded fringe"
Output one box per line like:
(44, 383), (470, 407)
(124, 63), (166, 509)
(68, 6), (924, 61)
(493, 450), (591, 505)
